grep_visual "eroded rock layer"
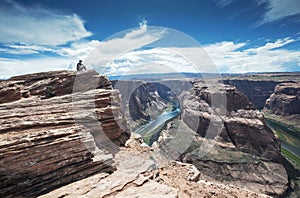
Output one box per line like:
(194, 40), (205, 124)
(264, 82), (300, 116)
(0, 71), (129, 197)
(0, 70), (112, 104)
(157, 81), (289, 196)
(223, 79), (280, 109)
(40, 149), (270, 198)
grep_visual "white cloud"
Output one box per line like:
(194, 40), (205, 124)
(0, 9), (298, 80)
(0, 25), (166, 79)
(166, 47), (219, 73)
(256, 0), (300, 26)
(103, 45), (225, 76)
(1, 36), (299, 78)
(0, 57), (76, 79)
(246, 37), (295, 51)
(106, 48), (195, 75)
(102, 37), (300, 75)
(0, 39), (102, 79)
(0, 44), (54, 55)
(203, 38), (300, 73)
(0, 0), (92, 45)
(0, 48), (39, 55)
(85, 26), (167, 70)
(0, 40), (101, 57)
(139, 19), (148, 29)
(7, 44), (53, 51)
(0, 1), (101, 79)
(54, 40), (101, 57)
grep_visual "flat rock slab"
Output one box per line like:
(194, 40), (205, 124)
(40, 149), (178, 198)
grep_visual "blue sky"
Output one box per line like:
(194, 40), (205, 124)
(0, 0), (300, 78)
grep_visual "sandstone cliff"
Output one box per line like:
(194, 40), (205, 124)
(264, 82), (300, 116)
(0, 70), (112, 104)
(112, 80), (181, 131)
(157, 81), (289, 197)
(222, 74), (300, 132)
(128, 82), (174, 121)
(0, 70), (130, 197)
(223, 79), (280, 109)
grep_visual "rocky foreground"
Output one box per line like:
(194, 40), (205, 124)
(40, 148), (271, 198)
(0, 70), (297, 197)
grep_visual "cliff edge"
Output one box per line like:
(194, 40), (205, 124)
(0, 70), (130, 197)
(0, 71), (292, 197)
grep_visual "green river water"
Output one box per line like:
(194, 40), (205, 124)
(266, 119), (300, 161)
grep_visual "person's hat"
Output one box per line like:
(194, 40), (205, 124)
(79, 60), (82, 62)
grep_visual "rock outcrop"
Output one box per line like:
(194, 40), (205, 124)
(157, 81), (289, 197)
(0, 70), (112, 104)
(264, 82), (300, 116)
(0, 70), (130, 197)
(223, 79), (280, 109)
(40, 149), (270, 198)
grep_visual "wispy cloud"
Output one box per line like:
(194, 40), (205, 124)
(215, 0), (300, 26)
(247, 37), (295, 51)
(0, 0), (298, 79)
(86, 24), (167, 70)
(0, 40), (102, 79)
(0, 0), (92, 45)
(0, 40), (101, 57)
(96, 37), (300, 75)
(54, 40), (101, 57)
(0, 23), (166, 78)
(214, 0), (236, 8)
(1, 37), (299, 78)
(0, 0), (103, 79)
(106, 48), (196, 75)
(255, 0), (300, 26)
(0, 44), (54, 55)
(204, 37), (300, 73)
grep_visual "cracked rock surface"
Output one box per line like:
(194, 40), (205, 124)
(40, 149), (271, 198)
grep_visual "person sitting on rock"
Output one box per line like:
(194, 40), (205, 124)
(76, 60), (86, 72)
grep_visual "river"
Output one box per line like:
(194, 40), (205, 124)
(266, 119), (300, 159)
(134, 106), (300, 160)
(134, 106), (180, 146)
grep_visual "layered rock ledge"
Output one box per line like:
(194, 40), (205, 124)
(40, 149), (270, 198)
(0, 70), (130, 197)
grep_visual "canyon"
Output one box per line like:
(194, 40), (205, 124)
(121, 79), (292, 196)
(0, 70), (299, 197)
(223, 73), (300, 129)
